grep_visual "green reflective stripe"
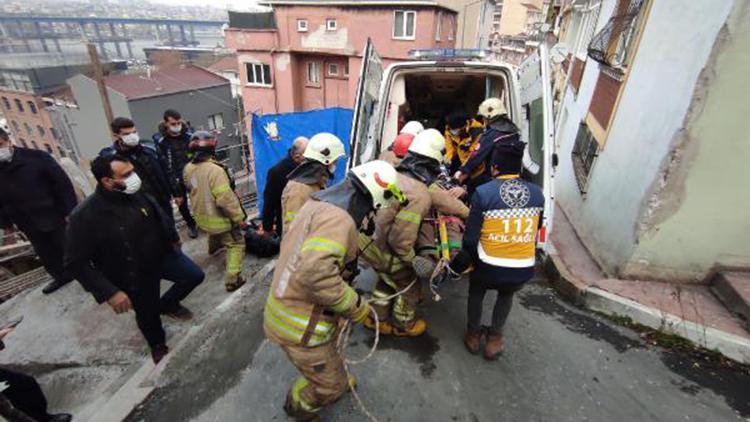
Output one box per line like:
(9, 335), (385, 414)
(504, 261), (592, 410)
(428, 184), (440, 192)
(284, 211), (297, 223)
(292, 377), (319, 412)
(438, 241), (462, 251)
(226, 246), (243, 276)
(301, 237), (346, 258)
(264, 305), (333, 347)
(329, 286), (357, 314)
(195, 214), (231, 231)
(267, 295), (334, 335)
(211, 184), (232, 195)
(396, 210), (422, 225)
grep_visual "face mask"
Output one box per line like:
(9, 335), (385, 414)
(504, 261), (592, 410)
(329, 163), (337, 174)
(121, 132), (140, 147)
(0, 146), (12, 162)
(116, 173), (142, 195)
(450, 128), (461, 136)
(168, 124), (182, 134)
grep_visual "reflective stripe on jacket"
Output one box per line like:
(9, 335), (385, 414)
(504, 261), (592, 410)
(264, 200), (362, 347)
(183, 160), (245, 234)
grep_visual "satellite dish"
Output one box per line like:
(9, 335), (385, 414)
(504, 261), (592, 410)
(549, 43), (570, 64)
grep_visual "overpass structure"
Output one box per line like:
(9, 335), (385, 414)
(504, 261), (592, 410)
(0, 15), (227, 59)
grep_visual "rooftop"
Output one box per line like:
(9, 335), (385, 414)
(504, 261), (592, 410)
(258, 0), (458, 13)
(207, 55), (239, 73)
(103, 65), (229, 101)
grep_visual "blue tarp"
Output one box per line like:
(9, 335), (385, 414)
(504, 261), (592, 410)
(252, 107), (353, 214)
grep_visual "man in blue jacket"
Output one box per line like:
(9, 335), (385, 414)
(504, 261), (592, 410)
(100, 117), (175, 220)
(155, 109), (198, 238)
(452, 139), (544, 360)
(0, 127), (78, 295)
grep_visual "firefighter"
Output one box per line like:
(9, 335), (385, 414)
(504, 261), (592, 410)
(454, 98), (538, 196)
(281, 132), (345, 235)
(183, 131), (247, 292)
(264, 160), (406, 421)
(361, 128), (452, 337)
(444, 111), (485, 175)
(400, 120), (424, 137)
(378, 132), (415, 167)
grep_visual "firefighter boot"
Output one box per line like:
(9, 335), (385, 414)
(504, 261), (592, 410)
(283, 392), (320, 422)
(225, 276), (246, 292)
(393, 318), (427, 337)
(464, 330), (482, 355)
(363, 316), (394, 335)
(484, 332), (504, 360)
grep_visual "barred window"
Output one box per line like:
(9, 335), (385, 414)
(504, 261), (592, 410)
(571, 122), (599, 195)
(588, 0), (646, 68)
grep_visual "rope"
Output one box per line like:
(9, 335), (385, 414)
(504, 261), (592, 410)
(335, 257), (449, 422)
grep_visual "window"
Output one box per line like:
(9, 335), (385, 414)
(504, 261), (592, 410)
(588, 0), (646, 68)
(245, 63), (272, 86)
(307, 61), (321, 86)
(14, 99), (24, 112)
(30, 140), (38, 150)
(393, 10), (416, 40)
(1, 97), (9, 110)
(44, 144), (53, 154)
(18, 138), (27, 148)
(448, 15), (455, 40)
(50, 127), (59, 140)
(24, 123), (32, 135)
(326, 19), (337, 31)
(37, 125), (45, 137)
(343, 62), (349, 77)
(297, 19), (308, 32)
(27, 101), (37, 114)
(207, 113), (224, 130)
(436, 11), (442, 41)
(571, 122), (599, 194)
(11, 121), (19, 133)
(327, 63), (339, 77)
(565, 1), (602, 59)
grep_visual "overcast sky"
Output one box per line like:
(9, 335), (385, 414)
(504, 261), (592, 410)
(148, 0), (259, 9)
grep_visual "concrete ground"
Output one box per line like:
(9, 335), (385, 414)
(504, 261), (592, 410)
(0, 232), (270, 419)
(125, 269), (750, 422)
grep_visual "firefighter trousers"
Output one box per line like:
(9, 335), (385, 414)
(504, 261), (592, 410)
(207, 227), (245, 285)
(281, 341), (349, 413)
(371, 267), (420, 329)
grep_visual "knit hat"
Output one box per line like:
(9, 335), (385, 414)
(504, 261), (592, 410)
(492, 139), (525, 175)
(447, 111), (468, 130)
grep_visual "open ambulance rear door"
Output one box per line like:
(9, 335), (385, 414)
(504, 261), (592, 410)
(349, 38), (384, 168)
(517, 43), (557, 252)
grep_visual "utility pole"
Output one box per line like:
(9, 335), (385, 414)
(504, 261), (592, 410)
(87, 43), (114, 125)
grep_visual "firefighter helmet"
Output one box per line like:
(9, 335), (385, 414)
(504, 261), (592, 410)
(303, 132), (345, 165)
(189, 130), (218, 153)
(392, 133), (415, 158)
(400, 121), (424, 136)
(478, 97), (507, 120)
(408, 128), (446, 162)
(351, 160), (406, 209)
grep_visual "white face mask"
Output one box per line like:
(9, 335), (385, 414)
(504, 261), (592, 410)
(328, 162), (337, 174)
(168, 124), (182, 134)
(0, 146), (12, 162)
(121, 132), (140, 147)
(119, 172), (142, 195)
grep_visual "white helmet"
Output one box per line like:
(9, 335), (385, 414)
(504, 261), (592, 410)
(351, 160), (406, 210)
(303, 132), (345, 165)
(408, 128), (446, 162)
(400, 121), (424, 136)
(478, 97), (507, 120)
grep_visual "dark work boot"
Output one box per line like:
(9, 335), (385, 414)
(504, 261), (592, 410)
(283, 392), (320, 421)
(464, 330), (482, 355)
(151, 343), (169, 364)
(42, 278), (73, 295)
(187, 225), (199, 239)
(484, 333), (504, 360)
(160, 303), (194, 321)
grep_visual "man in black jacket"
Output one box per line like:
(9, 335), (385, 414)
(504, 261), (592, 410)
(155, 109), (198, 238)
(100, 117), (175, 223)
(261, 136), (308, 236)
(0, 128), (77, 295)
(65, 154), (205, 363)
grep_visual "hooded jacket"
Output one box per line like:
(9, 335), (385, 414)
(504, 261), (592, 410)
(183, 157), (245, 234)
(459, 116), (520, 180)
(264, 197), (368, 347)
(280, 160), (330, 233)
(156, 122), (193, 197)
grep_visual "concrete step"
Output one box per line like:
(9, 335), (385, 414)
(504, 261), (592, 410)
(711, 271), (750, 332)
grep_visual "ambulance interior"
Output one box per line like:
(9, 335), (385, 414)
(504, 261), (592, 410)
(379, 70), (510, 149)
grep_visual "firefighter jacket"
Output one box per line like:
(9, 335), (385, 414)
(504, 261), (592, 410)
(281, 180), (324, 234)
(264, 200), (367, 347)
(378, 148), (402, 168)
(427, 183), (469, 219)
(445, 119), (484, 176)
(360, 173), (431, 274)
(183, 158), (245, 234)
(463, 174), (544, 285)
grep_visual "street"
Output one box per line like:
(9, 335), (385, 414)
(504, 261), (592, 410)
(126, 270), (749, 422)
